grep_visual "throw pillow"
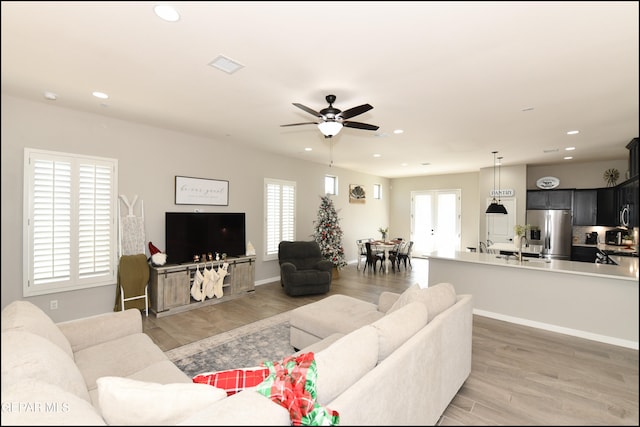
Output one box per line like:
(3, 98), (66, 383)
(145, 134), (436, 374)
(96, 376), (227, 425)
(193, 367), (270, 395)
(387, 282), (457, 322)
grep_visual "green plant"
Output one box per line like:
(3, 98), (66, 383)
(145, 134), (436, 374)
(378, 227), (388, 235)
(514, 224), (531, 237)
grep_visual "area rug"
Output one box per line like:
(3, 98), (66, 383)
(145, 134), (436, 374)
(165, 311), (295, 378)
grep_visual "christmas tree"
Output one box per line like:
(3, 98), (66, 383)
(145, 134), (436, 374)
(313, 195), (348, 269)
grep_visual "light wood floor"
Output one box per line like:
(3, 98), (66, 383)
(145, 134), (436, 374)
(142, 258), (639, 425)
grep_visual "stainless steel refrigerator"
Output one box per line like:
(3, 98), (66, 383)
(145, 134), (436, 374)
(525, 209), (572, 260)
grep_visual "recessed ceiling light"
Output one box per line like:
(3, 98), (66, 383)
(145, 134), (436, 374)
(209, 55), (244, 74)
(373, 154), (381, 158)
(393, 129), (404, 134)
(154, 5), (180, 22)
(304, 147), (312, 151)
(565, 146), (575, 151)
(543, 148), (559, 153)
(43, 91), (57, 101)
(564, 156), (573, 160)
(566, 130), (579, 135)
(401, 163), (408, 166)
(92, 91), (109, 99)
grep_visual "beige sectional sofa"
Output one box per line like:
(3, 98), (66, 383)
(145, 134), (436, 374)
(1, 282), (472, 425)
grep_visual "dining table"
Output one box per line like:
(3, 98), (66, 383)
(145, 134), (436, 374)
(372, 240), (401, 273)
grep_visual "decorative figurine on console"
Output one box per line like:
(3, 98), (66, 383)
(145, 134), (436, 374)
(148, 241), (167, 266)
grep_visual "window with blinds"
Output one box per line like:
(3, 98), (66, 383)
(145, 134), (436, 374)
(264, 178), (296, 260)
(23, 148), (118, 297)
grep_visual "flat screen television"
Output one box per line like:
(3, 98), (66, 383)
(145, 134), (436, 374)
(165, 212), (246, 264)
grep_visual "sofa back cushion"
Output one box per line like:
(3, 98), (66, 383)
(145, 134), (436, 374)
(370, 301), (429, 362)
(313, 325), (379, 405)
(1, 382), (105, 425)
(387, 282), (457, 323)
(1, 331), (91, 402)
(1, 300), (73, 359)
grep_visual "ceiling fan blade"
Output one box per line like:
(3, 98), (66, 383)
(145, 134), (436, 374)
(343, 121), (379, 131)
(293, 103), (322, 118)
(280, 122), (318, 127)
(339, 103), (373, 120)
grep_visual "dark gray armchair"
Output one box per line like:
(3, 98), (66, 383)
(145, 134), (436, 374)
(278, 240), (333, 296)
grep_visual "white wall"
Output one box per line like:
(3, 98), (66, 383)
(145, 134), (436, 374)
(389, 172), (481, 252)
(1, 94), (389, 321)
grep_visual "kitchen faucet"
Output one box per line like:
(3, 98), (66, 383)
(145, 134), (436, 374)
(518, 236), (529, 263)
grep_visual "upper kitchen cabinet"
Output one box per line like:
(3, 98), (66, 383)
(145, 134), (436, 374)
(617, 176), (638, 228)
(527, 189), (573, 210)
(573, 189), (596, 225)
(573, 188), (617, 226)
(626, 138), (638, 179)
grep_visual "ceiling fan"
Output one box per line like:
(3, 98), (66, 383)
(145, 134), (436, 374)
(281, 94), (379, 138)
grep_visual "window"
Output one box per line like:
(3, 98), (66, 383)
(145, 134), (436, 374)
(264, 178), (296, 260)
(373, 184), (382, 199)
(23, 148), (118, 297)
(325, 175), (337, 195)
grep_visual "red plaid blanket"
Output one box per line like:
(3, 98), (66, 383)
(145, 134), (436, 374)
(193, 367), (270, 396)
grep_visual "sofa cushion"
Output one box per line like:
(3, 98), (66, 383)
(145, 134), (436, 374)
(1, 331), (90, 402)
(178, 390), (292, 426)
(1, 300), (73, 359)
(313, 325), (379, 406)
(388, 282), (457, 322)
(96, 376), (227, 425)
(73, 333), (173, 392)
(0, 381), (106, 426)
(290, 294), (384, 340)
(370, 301), (429, 362)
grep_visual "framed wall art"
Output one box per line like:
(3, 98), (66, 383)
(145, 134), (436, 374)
(175, 176), (229, 206)
(349, 184), (366, 204)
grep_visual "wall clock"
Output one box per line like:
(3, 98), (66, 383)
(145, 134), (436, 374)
(603, 168), (619, 187)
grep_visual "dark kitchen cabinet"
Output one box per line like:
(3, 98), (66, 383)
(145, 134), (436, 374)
(571, 246), (598, 263)
(573, 188), (616, 226)
(527, 189), (573, 210)
(596, 187), (616, 225)
(616, 176), (638, 228)
(573, 190), (596, 225)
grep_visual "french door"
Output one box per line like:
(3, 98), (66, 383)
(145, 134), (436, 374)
(411, 189), (461, 257)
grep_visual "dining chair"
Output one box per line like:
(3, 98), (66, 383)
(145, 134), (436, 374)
(396, 241), (413, 270)
(355, 239), (370, 270)
(363, 242), (384, 273)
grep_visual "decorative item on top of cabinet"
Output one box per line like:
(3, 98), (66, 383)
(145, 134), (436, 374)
(603, 168), (620, 187)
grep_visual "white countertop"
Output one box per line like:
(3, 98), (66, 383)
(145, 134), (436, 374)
(427, 250), (638, 281)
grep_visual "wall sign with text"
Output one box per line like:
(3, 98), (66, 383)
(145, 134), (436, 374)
(536, 176), (560, 189)
(175, 176), (229, 206)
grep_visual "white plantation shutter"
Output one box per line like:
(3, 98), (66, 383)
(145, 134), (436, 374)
(264, 179), (296, 259)
(24, 149), (118, 296)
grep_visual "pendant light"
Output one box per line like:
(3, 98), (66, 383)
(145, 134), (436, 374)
(486, 151), (508, 214)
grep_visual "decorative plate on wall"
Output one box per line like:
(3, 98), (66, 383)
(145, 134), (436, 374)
(536, 176), (560, 189)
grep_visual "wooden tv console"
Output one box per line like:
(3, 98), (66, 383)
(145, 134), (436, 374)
(148, 255), (255, 318)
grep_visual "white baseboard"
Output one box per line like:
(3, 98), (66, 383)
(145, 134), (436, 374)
(473, 309), (639, 350)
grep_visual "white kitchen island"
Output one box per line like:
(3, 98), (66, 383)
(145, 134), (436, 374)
(427, 250), (638, 349)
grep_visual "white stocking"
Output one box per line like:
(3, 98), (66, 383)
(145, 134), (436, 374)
(190, 265), (204, 301)
(213, 262), (228, 299)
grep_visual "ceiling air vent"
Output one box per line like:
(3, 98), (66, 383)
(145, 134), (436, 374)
(209, 55), (244, 74)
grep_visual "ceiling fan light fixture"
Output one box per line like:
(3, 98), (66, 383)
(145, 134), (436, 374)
(318, 121), (343, 137)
